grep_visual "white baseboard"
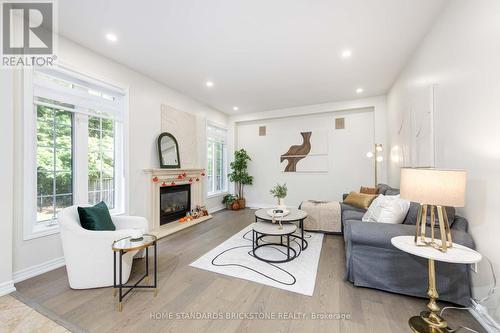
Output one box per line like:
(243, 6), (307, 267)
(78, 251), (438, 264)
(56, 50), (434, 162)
(0, 280), (16, 296)
(13, 257), (65, 284)
(469, 300), (500, 333)
(209, 205), (225, 214)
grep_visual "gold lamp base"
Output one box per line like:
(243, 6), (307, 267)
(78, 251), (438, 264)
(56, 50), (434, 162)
(409, 311), (449, 333)
(415, 204), (453, 252)
(409, 259), (452, 333)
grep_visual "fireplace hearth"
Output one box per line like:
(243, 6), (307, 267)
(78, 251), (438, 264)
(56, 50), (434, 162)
(160, 184), (191, 225)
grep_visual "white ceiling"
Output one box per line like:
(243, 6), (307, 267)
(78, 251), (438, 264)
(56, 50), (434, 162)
(58, 0), (447, 114)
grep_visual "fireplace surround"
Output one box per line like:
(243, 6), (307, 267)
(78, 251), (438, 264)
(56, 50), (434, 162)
(144, 168), (212, 238)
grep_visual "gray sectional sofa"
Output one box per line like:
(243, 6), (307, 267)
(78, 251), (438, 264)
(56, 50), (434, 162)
(341, 184), (475, 306)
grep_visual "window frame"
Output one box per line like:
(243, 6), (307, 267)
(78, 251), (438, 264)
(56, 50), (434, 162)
(22, 66), (128, 240)
(206, 121), (228, 198)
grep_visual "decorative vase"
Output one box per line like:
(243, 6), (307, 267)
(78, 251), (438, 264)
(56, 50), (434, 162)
(277, 198), (286, 210)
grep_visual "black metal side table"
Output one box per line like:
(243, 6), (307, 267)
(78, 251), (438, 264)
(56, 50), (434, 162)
(112, 234), (157, 311)
(252, 222), (298, 263)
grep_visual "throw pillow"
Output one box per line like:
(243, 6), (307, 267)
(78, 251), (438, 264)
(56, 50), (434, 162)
(363, 195), (410, 224)
(360, 186), (378, 195)
(77, 201), (116, 231)
(343, 192), (378, 210)
(362, 194), (386, 222)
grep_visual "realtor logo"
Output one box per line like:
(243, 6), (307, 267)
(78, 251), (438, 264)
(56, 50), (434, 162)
(1, 0), (57, 66)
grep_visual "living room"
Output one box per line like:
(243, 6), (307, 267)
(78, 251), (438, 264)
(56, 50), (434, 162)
(0, 0), (499, 332)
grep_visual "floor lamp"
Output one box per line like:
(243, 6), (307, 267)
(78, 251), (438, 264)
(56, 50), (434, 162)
(366, 143), (383, 187)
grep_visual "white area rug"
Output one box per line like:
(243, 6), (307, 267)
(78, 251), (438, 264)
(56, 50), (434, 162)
(190, 224), (324, 296)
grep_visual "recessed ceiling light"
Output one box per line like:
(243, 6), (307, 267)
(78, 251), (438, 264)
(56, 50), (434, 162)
(356, 88), (364, 94)
(105, 33), (117, 42)
(341, 49), (352, 58)
(233, 106), (239, 111)
(205, 81), (214, 87)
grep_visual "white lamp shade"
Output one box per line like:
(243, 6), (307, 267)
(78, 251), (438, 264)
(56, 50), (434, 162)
(400, 168), (466, 207)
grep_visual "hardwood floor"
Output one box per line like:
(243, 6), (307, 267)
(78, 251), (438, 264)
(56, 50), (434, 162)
(15, 209), (485, 333)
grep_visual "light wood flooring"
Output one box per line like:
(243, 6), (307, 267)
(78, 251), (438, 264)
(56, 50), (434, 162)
(14, 208), (485, 333)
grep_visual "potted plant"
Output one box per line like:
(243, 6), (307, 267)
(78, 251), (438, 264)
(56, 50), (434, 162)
(228, 149), (253, 209)
(222, 194), (237, 210)
(270, 183), (288, 209)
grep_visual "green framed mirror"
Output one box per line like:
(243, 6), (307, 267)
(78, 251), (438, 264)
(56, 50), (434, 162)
(157, 132), (180, 168)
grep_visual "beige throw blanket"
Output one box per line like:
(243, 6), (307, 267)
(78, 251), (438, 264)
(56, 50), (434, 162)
(300, 200), (342, 233)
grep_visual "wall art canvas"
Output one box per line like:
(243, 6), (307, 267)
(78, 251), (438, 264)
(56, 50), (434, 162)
(280, 131), (328, 173)
(410, 84), (436, 167)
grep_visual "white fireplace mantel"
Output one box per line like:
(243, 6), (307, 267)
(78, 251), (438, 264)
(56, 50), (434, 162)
(144, 168), (212, 238)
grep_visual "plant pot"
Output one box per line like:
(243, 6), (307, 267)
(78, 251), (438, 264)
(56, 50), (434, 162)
(237, 198), (246, 209)
(232, 202), (240, 210)
(226, 203), (233, 210)
(277, 198), (286, 210)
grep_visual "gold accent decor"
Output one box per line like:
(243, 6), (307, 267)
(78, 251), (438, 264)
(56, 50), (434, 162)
(414, 204), (453, 252)
(112, 234), (157, 252)
(409, 259), (448, 333)
(400, 168), (466, 253)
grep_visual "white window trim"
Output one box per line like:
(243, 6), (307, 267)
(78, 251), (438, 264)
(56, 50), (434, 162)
(22, 66), (129, 240)
(206, 120), (228, 197)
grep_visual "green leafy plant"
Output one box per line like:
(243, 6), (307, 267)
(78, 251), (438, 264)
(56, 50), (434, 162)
(228, 149), (253, 199)
(222, 194), (237, 205)
(270, 183), (287, 199)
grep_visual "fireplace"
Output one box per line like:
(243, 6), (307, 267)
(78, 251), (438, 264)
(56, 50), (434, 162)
(160, 184), (191, 225)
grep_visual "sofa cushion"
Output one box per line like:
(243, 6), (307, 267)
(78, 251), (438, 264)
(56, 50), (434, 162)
(343, 209), (365, 221)
(403, 203), (456, 227)
(77, 201), (116, 231)
(377, 183), (400, 196)
(360, 186), (378, 194)
(377, 184), (392, 195)
(344, 192), (378, 210)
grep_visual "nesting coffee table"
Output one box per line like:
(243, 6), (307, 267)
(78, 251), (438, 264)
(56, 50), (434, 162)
(254, 208), (308, 250)
(252, 222), (297, 263)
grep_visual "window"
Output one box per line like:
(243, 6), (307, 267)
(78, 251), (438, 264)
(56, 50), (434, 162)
(25, 66), (126, 236)
(36, 105), (73, 222)
(88, 116), (115, 208)
(207, 122), (227, 195)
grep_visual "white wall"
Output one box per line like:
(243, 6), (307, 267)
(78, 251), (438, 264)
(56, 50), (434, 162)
(386, 0), (500, 324)
(11, 37), (228, 278)
(0, 69), (15, 295)
(236, 108), (375, 207)
(230, 96), (388, 206)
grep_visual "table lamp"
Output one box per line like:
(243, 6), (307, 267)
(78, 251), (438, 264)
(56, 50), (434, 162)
(400, 168), (466, 252)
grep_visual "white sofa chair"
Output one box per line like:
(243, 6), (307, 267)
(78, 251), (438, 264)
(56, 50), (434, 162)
(58, 205), (149, 289)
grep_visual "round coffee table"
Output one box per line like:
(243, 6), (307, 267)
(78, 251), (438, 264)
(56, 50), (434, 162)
(254, 208), (308, 250)
(252, 222), (297, 263)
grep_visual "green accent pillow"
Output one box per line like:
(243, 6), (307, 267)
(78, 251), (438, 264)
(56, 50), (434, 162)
(77, 201), (116, 231)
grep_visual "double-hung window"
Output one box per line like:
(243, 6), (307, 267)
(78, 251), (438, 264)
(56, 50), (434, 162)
(25, 67), (126, 237)
(206, 122), (227, 196)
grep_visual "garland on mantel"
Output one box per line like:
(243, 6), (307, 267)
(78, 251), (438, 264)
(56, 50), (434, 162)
(152, 170), (206, 186)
